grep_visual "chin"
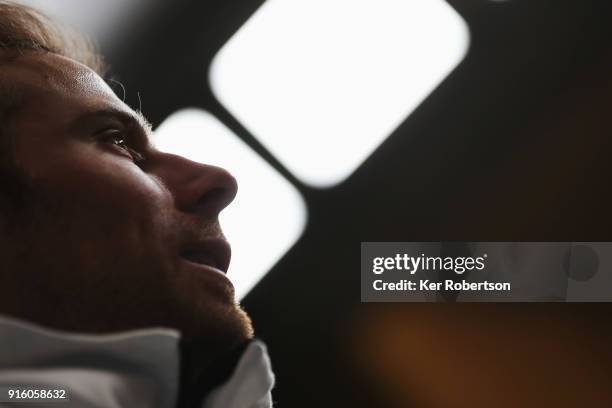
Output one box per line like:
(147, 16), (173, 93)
(171, 293), (255, 351)
(114, 259), (255, 350)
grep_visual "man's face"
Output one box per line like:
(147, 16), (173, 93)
(0, 52), (252, 349)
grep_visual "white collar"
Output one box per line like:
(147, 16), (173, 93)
(0, 316), (274, 408)
(202, 341), (274, 408)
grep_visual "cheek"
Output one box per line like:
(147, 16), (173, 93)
(23, 141), (176, 253)
(33, 140), (167, 208)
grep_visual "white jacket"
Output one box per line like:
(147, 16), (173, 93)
(0, 316), (274, 408)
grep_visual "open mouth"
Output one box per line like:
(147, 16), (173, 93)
(180, 238), (231, 273)
(182, 251), (219, 269)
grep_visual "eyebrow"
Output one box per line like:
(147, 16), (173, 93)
(67, 107), (153, 141)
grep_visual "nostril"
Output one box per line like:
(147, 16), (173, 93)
(196, 187), (232, 215)
(198, 186), (224, 204)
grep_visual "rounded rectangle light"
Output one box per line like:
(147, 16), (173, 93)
(210, 0), (470, 187)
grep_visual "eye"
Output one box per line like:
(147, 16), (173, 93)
(97, 129), (144, 163)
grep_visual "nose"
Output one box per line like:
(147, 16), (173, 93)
(154, 152), (238, 218)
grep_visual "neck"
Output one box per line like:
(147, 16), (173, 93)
(177, 337), (251, 408)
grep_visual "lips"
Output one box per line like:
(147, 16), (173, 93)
(180, 238), (231, 273)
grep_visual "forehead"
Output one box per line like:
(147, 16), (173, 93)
(2, 52), (127, 121)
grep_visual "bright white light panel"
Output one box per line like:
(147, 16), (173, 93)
(154, 109), (307, 299)
(210, 0), (470, 187)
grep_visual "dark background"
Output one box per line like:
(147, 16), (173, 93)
(103, 1), (612, 406)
